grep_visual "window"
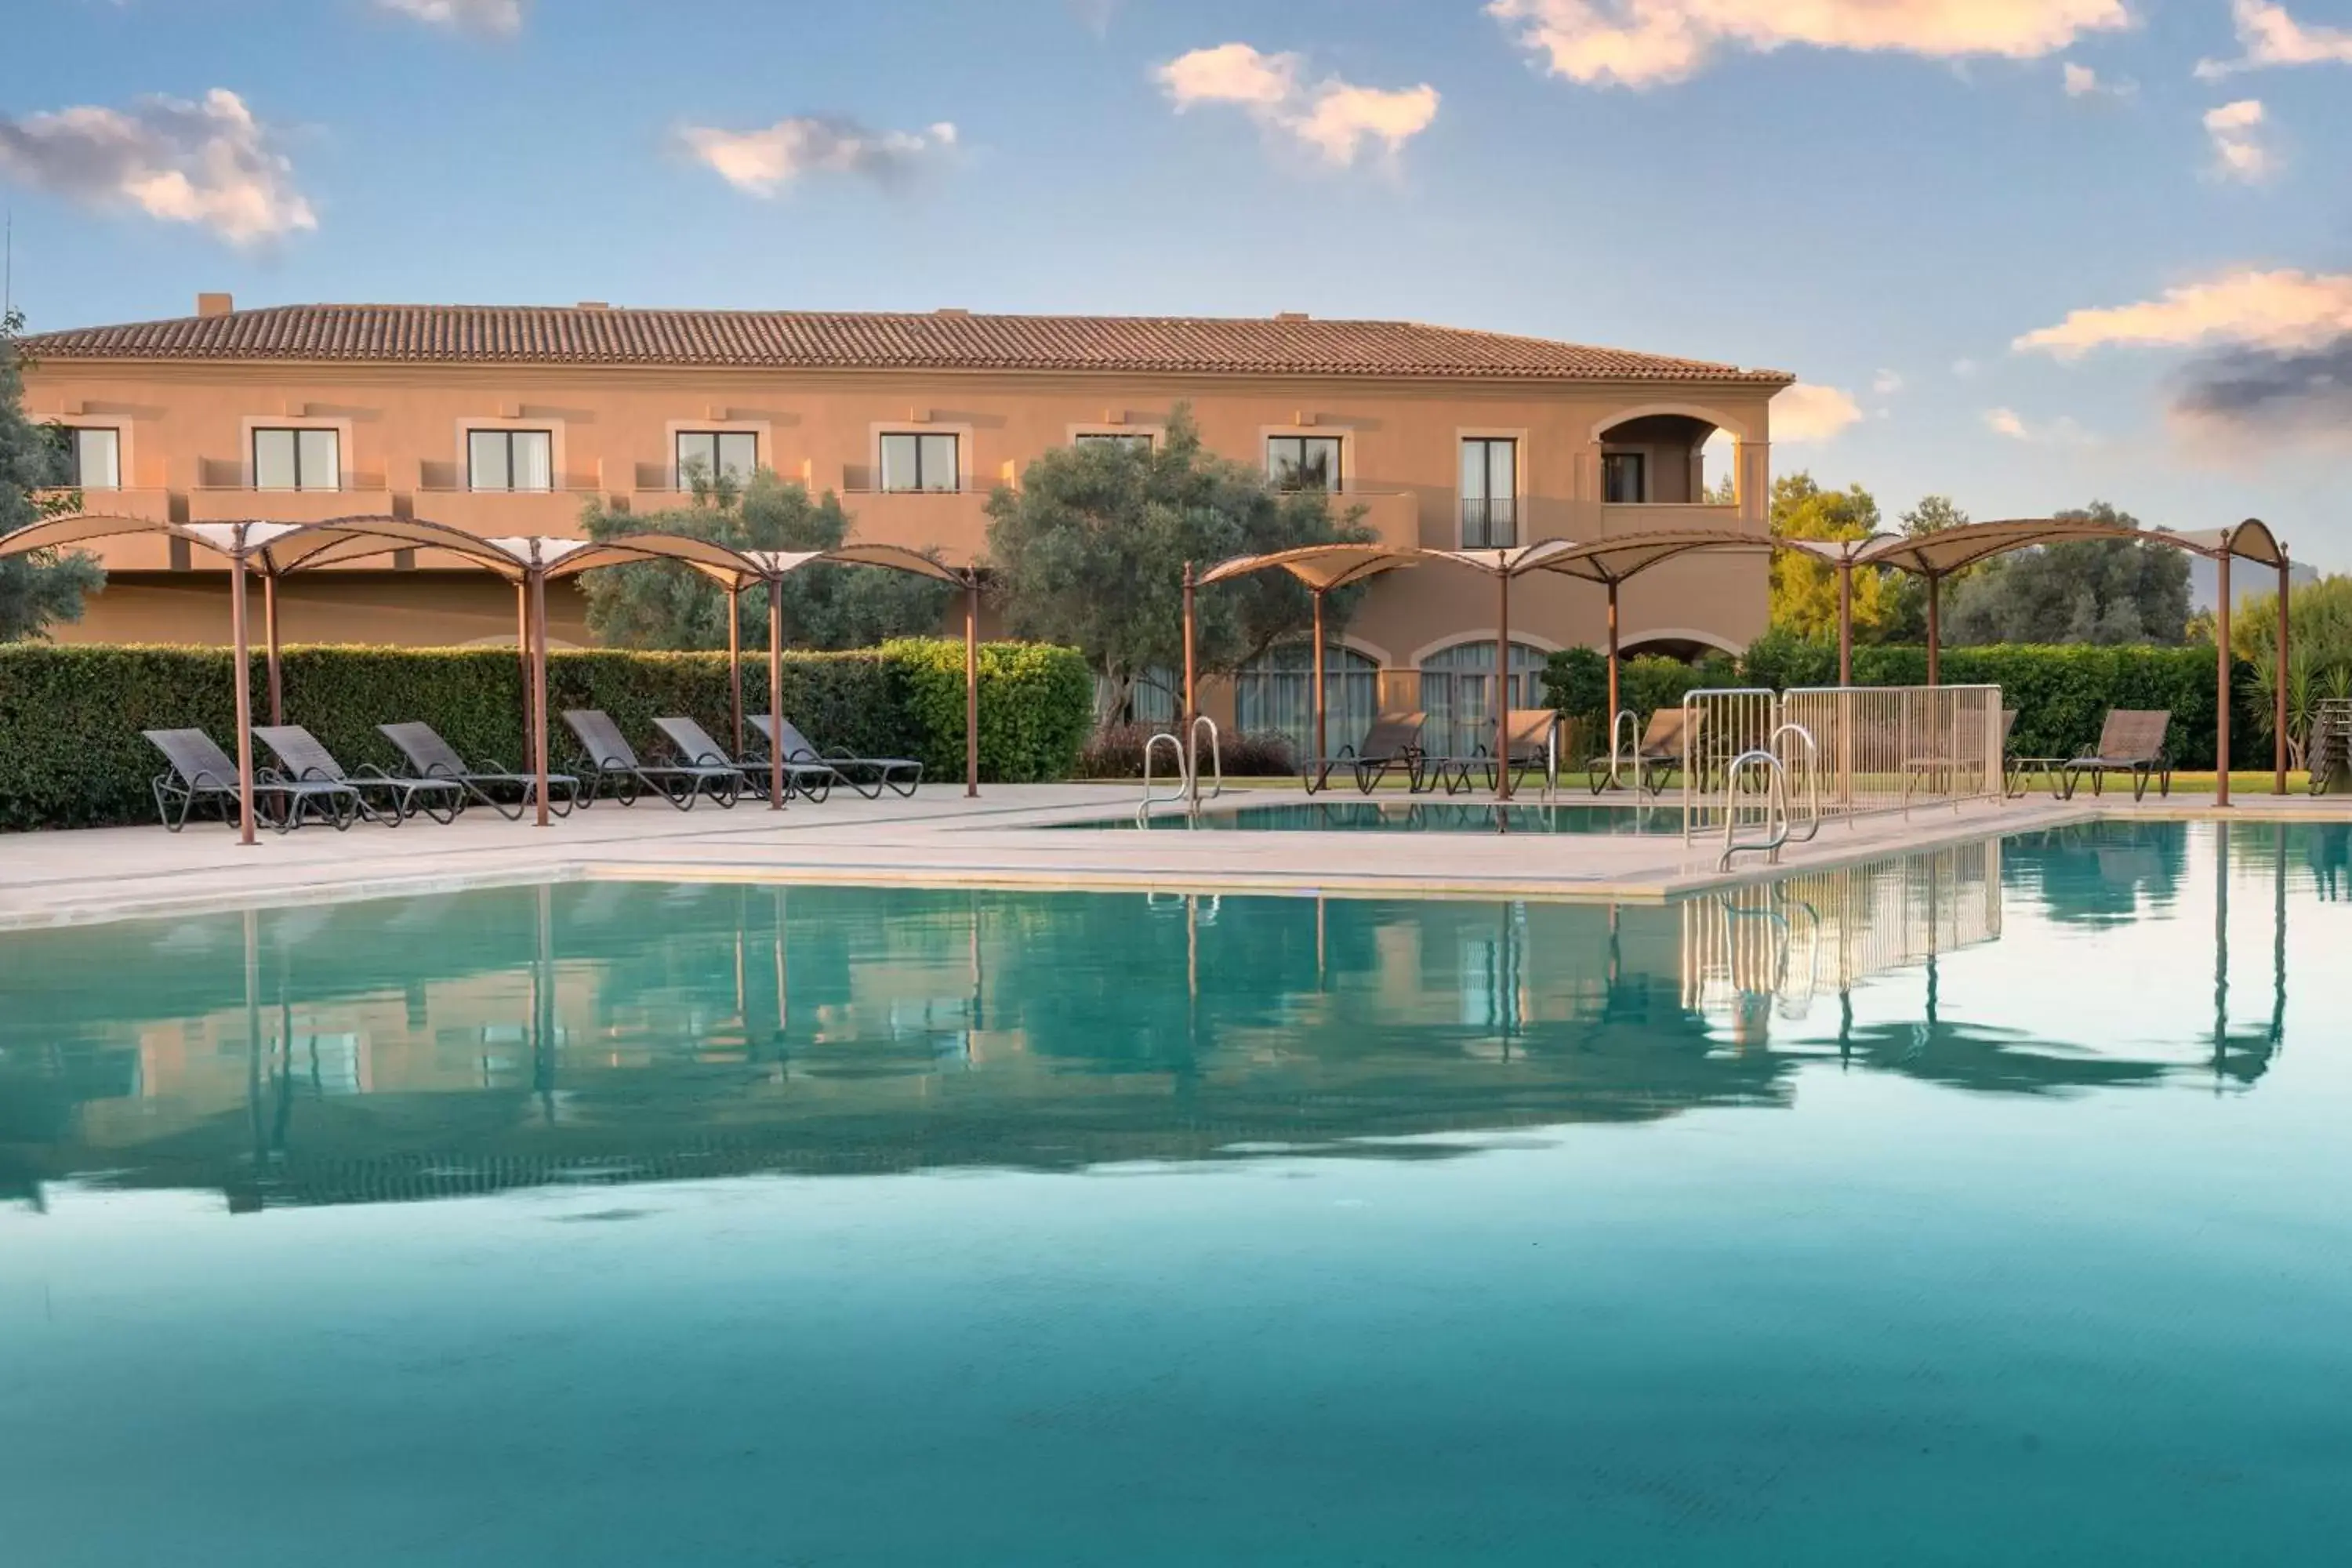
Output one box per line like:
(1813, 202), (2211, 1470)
(54, 427), (120, 489)
(1460, 437), (1517, 548)
(1417, 641), (1549, 762)
(675, 430), (757, 488)
(879, 431), (960, 492)
(1235, 642), (1381, 760)
(1075, 432), (1153, 454)
(252, 427), (340, 491)
(467, 429), (553, 492)
(1602, 452), (1646, 504)
(1268, 435), (1341, 492)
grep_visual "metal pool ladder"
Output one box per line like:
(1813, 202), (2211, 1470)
(1138, 731), (1189, 826)
(1719, 722), (1817, 872)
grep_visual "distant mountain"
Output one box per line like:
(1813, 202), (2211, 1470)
(2188, 555), (2318, 613)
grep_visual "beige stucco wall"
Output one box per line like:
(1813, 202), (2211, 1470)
(24, 356), (1776, 664)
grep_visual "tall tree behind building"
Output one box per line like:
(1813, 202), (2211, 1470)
(0, 310), (103, 640)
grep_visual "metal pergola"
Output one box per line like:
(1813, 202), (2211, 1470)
(0, 514), (984, 839)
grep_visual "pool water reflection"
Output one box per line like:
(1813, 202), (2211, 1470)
(2, 820), (2350, 1565)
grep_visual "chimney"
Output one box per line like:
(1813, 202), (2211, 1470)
(934, 307), (971, 318)
(576, 300), (611, 310)
(196, 292), (234, 318)
(1274, 311), (1309, 321)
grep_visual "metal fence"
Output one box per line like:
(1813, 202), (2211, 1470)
(1682, 684), (2005, 843)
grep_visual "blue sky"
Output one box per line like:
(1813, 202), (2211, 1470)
(5, 0), (2350, 562)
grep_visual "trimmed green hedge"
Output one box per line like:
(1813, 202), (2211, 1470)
(0, 638), (1092, 830)
(1546, 637), (2255, 770)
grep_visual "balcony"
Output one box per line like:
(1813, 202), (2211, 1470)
(411, 488), (601, 538)
(186, 487), (398, 525)
(1599, 501), (1754, 535)
(825, 488), (996, 554)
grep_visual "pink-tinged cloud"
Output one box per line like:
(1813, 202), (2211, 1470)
(1486, 0), (2129, 89)
(2202, 100), (2278, 182)
(1156, 43), (1439, 165)
(0, 89), (315, 245)
(2015, 268), (2352, 358)
(681, 117), (958, 197)
(1773, 383), (1863, 442)
(2196, 1), (2352, 79)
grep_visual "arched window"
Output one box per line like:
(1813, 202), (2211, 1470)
(1417, 641), (1548, 759)
(1235, 643), (1380, 759)
(1092, 666), (1179, 729)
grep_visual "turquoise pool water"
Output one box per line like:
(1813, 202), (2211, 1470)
(1061, 798), (1675, 832)
(4, 820), (2350, 1564)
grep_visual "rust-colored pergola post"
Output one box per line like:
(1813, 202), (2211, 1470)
(515, 579), (532, 747)
(1494, 566), (1512, 800)
(2276, 557), (2291, 797)
(1925, 574), (1940, 689)
(262, 572), (284, 727)
(766, 581), (785, 811)
(228, 543), (258, 845)
(531, 567), (552, 829)
(727, 581), (744, 762)
(1606, 579), (1621, 724)
(965, 572), (981, 798)
(1836, 557), (1854, 687)
(1181, 561), (1198, 725)
(1311, 588), (1328, 771)
(2216, 543), (2233, 810)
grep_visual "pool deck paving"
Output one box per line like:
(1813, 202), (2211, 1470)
(7, 779), (2351, 931)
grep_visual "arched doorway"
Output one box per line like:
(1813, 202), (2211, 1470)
(1418, 640), (1548, 760)
(1236, 643), (1380, 757)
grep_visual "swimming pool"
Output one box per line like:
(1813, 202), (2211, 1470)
(1058, 797), (1679, 832)
(5, 819), (2350, 1564)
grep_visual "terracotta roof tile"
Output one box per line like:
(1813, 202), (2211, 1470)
(22, 303), (1795, 385)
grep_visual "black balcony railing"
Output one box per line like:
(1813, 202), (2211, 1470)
(1461, 498), (1517, 549)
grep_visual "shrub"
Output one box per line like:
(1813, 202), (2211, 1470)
(1073, 723), (1294, 780)
(0, 637), (1094, 830)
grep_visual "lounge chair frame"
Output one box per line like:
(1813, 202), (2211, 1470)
(749, 715), (920, 800)
(563, 710), (742, 810)
(2061, 709), (2173, 802)
(253, 724), (465, 826)
(654, 716), (837, 805)
(143, 728), (361, 833)
(378, 721), (580, 822)
(1302, 711), (1427, 796)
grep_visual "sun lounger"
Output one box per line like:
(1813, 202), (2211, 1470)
(143, 727), (361, 833)
(253, 724), (464, 825)
(563, 709), (742, 809)
(1485, 708), (1562, 794)
(748, 714), (921, 800)
(654, 715), (839, 804)
(378, 721), (579, 820)
(1301, 710), (1425, 796)
(1900, 707), (2017, 801)
(1590, 708), (1694, 797)
(2062, 709), (2172, 801)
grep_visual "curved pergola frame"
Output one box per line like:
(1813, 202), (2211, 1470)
(1199, 517), (2296, 802)
(0, 514), (982, 840)
(1194, 545), (1424, 766)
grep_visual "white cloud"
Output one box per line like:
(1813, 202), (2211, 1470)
(2062, 61), (2100, 94)
(1871, 368), (1904, 396)
(1156, 43), (1439, 165)
(2203, 99), (2278, 182)
(2015, 268), (2352, 358)
(1983, 407), (2092, 445)
(0, 89), (314, 245)
(375, 0), (524, 35)
(2195, 1), (2352, 79)
(1485, 0), (2129, 89)
(680, 117), (958, 197)
(1773, 383), (1864, 442)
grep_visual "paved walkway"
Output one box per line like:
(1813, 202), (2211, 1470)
(4, 781), (2347, 931)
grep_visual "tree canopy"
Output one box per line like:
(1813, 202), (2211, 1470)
(1765, 473), (1897, 642)
(0, 311), (103, 641)
(984, 405), (1376, 718)
(1943, 502), (2190, 647)
(579, 466), (953, 652)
